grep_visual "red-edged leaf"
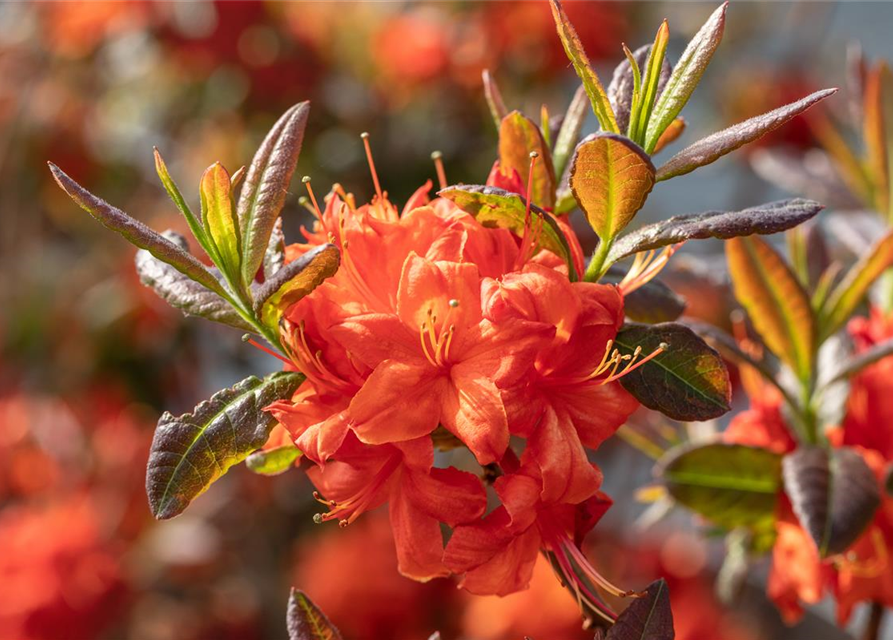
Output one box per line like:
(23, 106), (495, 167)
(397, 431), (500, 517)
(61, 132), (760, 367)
(498, 111), (557, 209)
(287, 589), (343, 640)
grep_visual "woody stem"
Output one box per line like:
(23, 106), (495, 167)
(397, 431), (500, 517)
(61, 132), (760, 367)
(862, 602), (885, 640)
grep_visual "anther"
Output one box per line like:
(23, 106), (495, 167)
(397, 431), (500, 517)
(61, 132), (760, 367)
(313, 513), (323, 524)
(448, 299), (459, 308)
(302, 176), (323, 219)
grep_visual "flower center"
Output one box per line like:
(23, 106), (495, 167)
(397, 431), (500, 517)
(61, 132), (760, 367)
(419, 302), (459, 368)
(619, 243), (682, 295)
(280, 319), (356, 394)
(312, 453), (401, 528)
(560, 339), (668, 386)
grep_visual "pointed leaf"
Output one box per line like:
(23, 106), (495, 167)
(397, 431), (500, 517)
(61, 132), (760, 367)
(863, 63), (892, 215)
(246, 443), (301, 476)
(657, 442), (782, 529)
(287, 589), (343, 640)
(608, 44), (671, 137)
(656, 88), (837, 181)
(553, 85), (589, 180)
(782, 446), (881, 557)
(645, 3), (728, 153)
(609, 199), (823, 263)
(652, 118), (686, 155)
(48, 163), (228, 298)
(569, 133), (655, 241)
(264, 217), (286, 279)
(482, 69), (509, 130)
(147, 371), (305, 519)
(254, 243), (341, 330)
(438, 184), (578, 280)
(603, 268), (685, 323)
(499, 111), (557, 209)
(615, 322), (731, 421)
(136, 231), (254, 332)
(821, 337), (893, 388)
(606, 579), (674, 640)
(154, 147), (208, 250)
(727, 235), (815, 381)
(238, 102), (310, 287)
(548, 0), (618, 133)
(632, 21), (671, 144)
(200, 162), (241, 279)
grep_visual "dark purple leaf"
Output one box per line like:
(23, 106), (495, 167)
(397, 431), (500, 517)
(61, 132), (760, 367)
(482, 69), (509, 130)
(287, 589), (343, 640)
(606, 579), (675, 640)
(750, 149), (861, 210)
(264, 217), (286, 279)
(603, 268), (685, 324)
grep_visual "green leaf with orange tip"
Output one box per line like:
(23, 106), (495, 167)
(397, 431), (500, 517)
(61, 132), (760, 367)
(819, 229), (893, 341)
(552, 84), (588, 179)
(655, 88), (837, 182)
(238, 102), (309, 288)
(547, 0), (618, 134)
(726, 236), (815, 382)
(569, 133), (655, 242)
(863, 63), (893, 215)
(48, 162), (229, 299)
(498, 111), (557, 209)
(482, 69), (509, 131)
(246, 443), (301, 476)
(437, 184), (578, 280)
(254, 243), (341, 330)
(632, 20), (670, 144)
(644, 3), (728, 153)
(154, 147), (209, 251)
(200, 162), (241, 280)
(287, 589), (343, 640)
(652, 117), (686, 154)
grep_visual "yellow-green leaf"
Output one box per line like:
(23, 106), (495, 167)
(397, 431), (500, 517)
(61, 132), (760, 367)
(200, 162), (241, 279)
(569, 133), (655, 241)
(863, 63), (893, 215)
(726, 236), (815, 382)
(498, 111), (557, 209)
(632, 20), (670, 144)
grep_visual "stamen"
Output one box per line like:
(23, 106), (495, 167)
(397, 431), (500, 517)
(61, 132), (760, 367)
(515, 152), (540, 268)
(302, 176), (323, 220)
(443, 325), (456, 363)
(332, 183), (356, 211)
(360, 132), (383, 202)
(431, 151), (448, 190)
(620, 244), (683, 295)
(312, 455), (401, 527)
(242, 335), (292, 365)
(419, 322), (438, 367)
(602, 342), (667, 384)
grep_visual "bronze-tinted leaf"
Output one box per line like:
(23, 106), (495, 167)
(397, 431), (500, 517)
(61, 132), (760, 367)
(615, 322), (731, 421)
(238, 102), (309, 287)
(608, 198), (823, 263)
(656, 89), (837, 181)
(498, 111), (557, 209)
(608, 44), (671, 136)
(147, 371), (305, 519)
(154, 147), (208, 250)
(48, 162), (228, 298)
(863, 63), (892, 215)
(287, 589), (343, 640)
(200, 162), (241, 278)
(606, 579), (674, 640)
(603, 268), (685, 324)
(254, 243), (341, 330)
(246, 443), (301, 476)
(652, 118), (686, 155)
(782, 446), (881, 557)
(482, 69), (509, 130)
(553, 85), (589, 181)
(749, 148), (861, 211)
(264, 217), (286, 279)
(569, 133), (655, 241)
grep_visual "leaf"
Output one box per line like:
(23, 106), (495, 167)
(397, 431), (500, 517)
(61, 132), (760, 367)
(147, 371), (305, 519)
(154, 147), (208, 250)
(264, 217), (286, 279)
(656, 442), (782, 529)
(652, 118), (686, 155)
(608, 199), (824, 263)
(644, 3), (728, 153)
(632, 21), (671, 144)
(200, 162), (241, 279)
(246, 443), (301, 476)
(615, 322), (731, 421)
(438, 185), (578, 280)
(726, 235), (815, 382)
(608, 44), (671, 137)
(238, 102), (310, 288)
(48, 162), (229, 299)
(749, 148), (861, 210)
(606, 579), (674, 640)
(863, 63), (892, 215)
(254, 243), (341, 330)
(547, 0), (618, 133)
(603, 268), (685, 324)
(553, 85), (589, 180)
(655, 88), (837, 181)
(569, 133), (655, 241)
(482, 69), (509, 130)
(287, 589), (343, 640)
(820, 337), (893, 388)
(135, 230), (254, 332)
(782, 446), (881, 557)
(499, 111), (557, 209)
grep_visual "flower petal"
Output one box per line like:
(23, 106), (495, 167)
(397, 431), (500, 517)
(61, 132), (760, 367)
(389, 481), (450, 581)
(546, 380), (638, 450)
(458, 524), (541, 596)
(403, 466), (487, 526)
(441, 373), (509, 465)
(396, 252), (482, 332)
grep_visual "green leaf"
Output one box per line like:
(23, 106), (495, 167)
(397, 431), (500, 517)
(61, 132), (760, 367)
(603, 268), (685, 324)
(615, 322), (731, 421)
(437, 184), (578, 280)
(552, 85), (588, 180)
(655, 88), (837, 181)
(609, 44), (670, 139)
(632, 21), (671, 144)
(726, 235), (815, 382)
(200, 162), (242, 280)
(657, 443), (782, 529)
(782, 446), (881, 557)
(498, 111), (557, 209)
(482, 69), (509, 131)
(644, 3), (728, 153)
(254, 243), (341, 330)
(605, 579), (674, 640)
(147, 371), (305, 519)
(154, 147), (209, 251)
(287, 589), (343, 640)
(608, 199), (824, 263)
(246, 443), (301, 476)
(238, 102), (310, 288)
(547, 0), (618, 133)
(48, 162), (229, 299)
(135, 230), (255, 332)
(569, 133), (655, 242)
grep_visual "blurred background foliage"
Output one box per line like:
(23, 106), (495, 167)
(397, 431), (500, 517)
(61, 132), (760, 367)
(2, 2), (893, 639)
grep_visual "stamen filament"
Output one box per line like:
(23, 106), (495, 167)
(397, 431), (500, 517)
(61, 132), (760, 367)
(302, 176), (323, 219)
(361, 132), (383, 202)
(431, 151), (448, 190)
(243, 336), (292, 365)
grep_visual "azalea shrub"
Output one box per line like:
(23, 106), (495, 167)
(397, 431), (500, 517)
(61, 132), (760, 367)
(46, 1), (893, 638)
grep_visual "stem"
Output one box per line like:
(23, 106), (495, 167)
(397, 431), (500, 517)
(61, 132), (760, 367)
(585, 237), (613, 282)
(862, 602), (885, 640)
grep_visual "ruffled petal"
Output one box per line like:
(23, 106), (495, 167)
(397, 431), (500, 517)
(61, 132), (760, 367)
(440, 373), (508, 465)
(458, 524), (541, 596)
(403, 466), (487, 526)
(546, 380), (638, 450)
(396, 253), (482, 332)
(389, 480), (450, 581)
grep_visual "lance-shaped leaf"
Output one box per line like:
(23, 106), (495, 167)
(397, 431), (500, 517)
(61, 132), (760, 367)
(482, 69), (509, 130)
(603, 268), (685, 324)
(609, 199), (823, 264)
(48, 163), (229, 298)
(821, 337), (893, 388)
(246, 443), (301, 476)
(238, 101), (310, 287)
(147, 371), (305, 519)
(553, 85), (589, 180)
(200, 162), (241, 279)
(644, 3), (728, 153)
(782, 446), (881, 557)
(615, 322), (731, 421)
(656, 88), (837, 181)
(652, 117), (686, 155)
(264, 217), (286, 279)
(498, 111), (557, 209)
(727, 236), (815, 382)
(863, 63), (892, 214)
(569, 133), (655, 241)
(608, 44), (672, 137)
(631, 21), (671, 144)
(154, 147), (209, 250)
(820, 229), (893, 341)
(548, 0), (618, 133)
(287, 589), (343, 640)
(656, 442), (782, 529)
(254, 243), (341, 329)
(605, 579), (674, 640)
(136, 230), (254, 332)
(438, 185), (577, 280)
